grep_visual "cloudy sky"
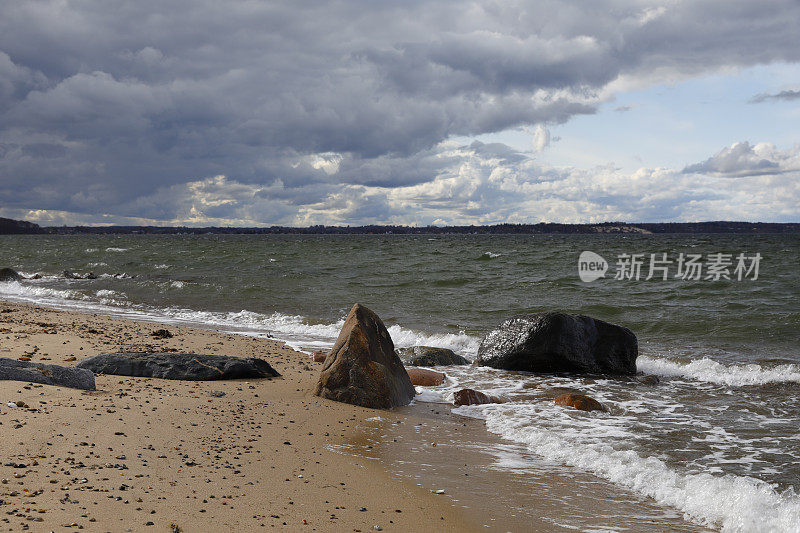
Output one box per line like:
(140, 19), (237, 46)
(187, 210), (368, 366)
(1, 0), (799, 226)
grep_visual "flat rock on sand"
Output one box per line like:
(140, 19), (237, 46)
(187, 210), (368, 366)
(0, 357), (96, 390)
(77, 352), (280, 380)
(315, 303), (415, 409)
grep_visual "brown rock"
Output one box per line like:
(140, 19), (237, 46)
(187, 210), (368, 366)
(406, 368), (445, 386)
(311, 351), (327, 363)
(453, 388), (502, 406)
(554, 393), (606, 412)
(314, 303), (415, 409)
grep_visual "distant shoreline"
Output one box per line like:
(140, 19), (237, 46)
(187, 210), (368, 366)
(3, 216), (800, 235)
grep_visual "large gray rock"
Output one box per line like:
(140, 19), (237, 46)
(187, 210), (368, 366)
(0, 357), (96, 390)
(0, 268), (22, 282)
(77, 353), (280, 380)
(398, 346), (470, 366)
(315, 303), (414, 409)
(476, 312), (637, 375)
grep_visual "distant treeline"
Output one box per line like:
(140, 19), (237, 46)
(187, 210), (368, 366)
(2, 218), (798, 235)
(0, 217), (45, 234)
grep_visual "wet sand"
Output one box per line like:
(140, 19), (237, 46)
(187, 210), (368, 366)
(0, 299), (710, 532)
(0, 301), (471, 532)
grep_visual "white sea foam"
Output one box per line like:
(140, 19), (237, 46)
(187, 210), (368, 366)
(95, 289), (118, 298)
(105, 247), (128, 252)
(170, 281), (185, 289)
(387, 325), (478, 358)
(482, 251), (501, 258)
(481, 408), (800, 532)
(639, 355), (800, 386)
(0, 280), (88, 303)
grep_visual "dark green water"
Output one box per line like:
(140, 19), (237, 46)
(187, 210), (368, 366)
(1, 233), (799, 531)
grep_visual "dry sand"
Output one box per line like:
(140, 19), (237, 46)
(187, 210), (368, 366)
(0, 301), (474, 532)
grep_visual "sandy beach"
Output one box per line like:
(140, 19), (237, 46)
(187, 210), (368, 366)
(0, 300), (474, 532)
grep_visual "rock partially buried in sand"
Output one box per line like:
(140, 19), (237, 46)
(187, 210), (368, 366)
(151, 329), (174, 339)
(311, 351), (327, 363)
(0, 268), (22, 282)
(554, 393), (607, 412)
(398, 346), (470, 367)
(476, 312), (638, 375)
(453, 388), (502, 406)
(0, 357), (96, 390)
(314, 303), (414, 409)
(406, 368), (445, 386)
(77, 353), (280, 380)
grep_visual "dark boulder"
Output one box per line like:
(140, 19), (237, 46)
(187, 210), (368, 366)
(476, 312), (637, 375)
(554, 393), (607, 412)
(314, 303), (414, 409)
(0, 357), (96, 390)
(398, 346), (470, 366)
(0, 268), (22, 282)
(406, 368), (445, 386)
(77, 353), (280, 380)
(453, 388), (502, 406)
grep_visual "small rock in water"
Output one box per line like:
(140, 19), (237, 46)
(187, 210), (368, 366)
(453, 388), (502, 406)
(0, 268), (22, 282)
(554, 393), (607, 412)
(406, 368), (445, 386)
(635, 374), (660, 385)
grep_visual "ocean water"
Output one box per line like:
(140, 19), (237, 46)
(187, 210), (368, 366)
(1, 233), (799, 531)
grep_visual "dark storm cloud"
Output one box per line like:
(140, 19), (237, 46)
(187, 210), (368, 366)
(1, 1), (800, 223)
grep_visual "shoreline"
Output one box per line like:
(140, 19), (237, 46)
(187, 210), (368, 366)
(0, 299), (719, 532)
(0, 300), (475, 532)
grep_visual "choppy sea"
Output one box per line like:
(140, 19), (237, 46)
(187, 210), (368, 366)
(1, 233), (798, 531)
